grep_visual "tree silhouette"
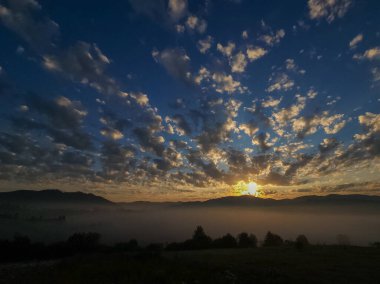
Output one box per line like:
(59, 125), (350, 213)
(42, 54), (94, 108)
(237, 232), (258, 248)
(295, 234), (309, 250)
(263, 231), (283, 247)
(190, 226), (212, 249)
(213, 234), (237, 249)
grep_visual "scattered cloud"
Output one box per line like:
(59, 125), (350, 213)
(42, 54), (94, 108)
(230, 52), (247, 73)
(43, 42), (118, 95)
(246, 46), (267, 62)
(266, 73), (295, 92)
(353, 47), (380, 61)
(186, 15), (207, 34)
(152, 48), (192, 84)
(0, 0), (59, 51)
(308, 0), (352, 23)
(197, 36), (213, 54)
(259, 29), (285, 46)
(349, 33), (363, 49)
(217, 42), (236, 57)
(168, 0), (188, 22)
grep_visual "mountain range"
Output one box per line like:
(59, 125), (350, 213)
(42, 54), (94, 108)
(1, 189), (380, 208)
(0, 189), (112, 205)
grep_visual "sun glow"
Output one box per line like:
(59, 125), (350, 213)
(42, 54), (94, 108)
(233, 181), (262, 197)
(247, 182), (258, 196)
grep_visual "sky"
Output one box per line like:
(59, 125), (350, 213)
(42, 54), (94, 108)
(0, 0), (379, 202)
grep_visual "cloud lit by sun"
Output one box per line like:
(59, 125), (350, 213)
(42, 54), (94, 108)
(233, 181), (263, 197)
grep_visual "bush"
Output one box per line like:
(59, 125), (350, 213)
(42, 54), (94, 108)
(263, 231), (283, 247)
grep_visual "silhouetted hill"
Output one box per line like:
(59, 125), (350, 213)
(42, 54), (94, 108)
(0, 189), (113, 206)
(1, 190), (380, 208)
(180, 194), (380, 208)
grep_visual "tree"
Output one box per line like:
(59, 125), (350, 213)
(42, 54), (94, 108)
(263, 231), (283, 247)
(237, 232), (257, 248)
(191, 226), (212, 249)
(213, 234), (237, 249)
(295, 234), (309, 250)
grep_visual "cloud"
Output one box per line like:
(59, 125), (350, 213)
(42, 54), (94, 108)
(175, 24), (185, 33)
(259, 29), (285, 46)
(133, 127), (165, 156)
(246, 46), (267, 62)
(211, 72), (247, 94)
(194, 67), (247, 95)
(100, 128), (124, 140)
(357, 112), (380, 136)
(266, 73), (295, 92)
(319, 138), (340, 154)
(166, 114), (192, 136)
(130, 92), (149, 107)
(318, 181), (380, 193)
(353, 47), (380, 61)
(186, 15), (207, 34)
(217, 42), (236, 57)
(197, 36), (213, 54)
(242, 30), (248, 39)
(43, 42), (118, 95)
(262, 96), (282, 108)
(308, 0), (352, 23)
(349, 33), (363, 49)
(292, 112), (346, 138)
(239, 120), (259, 137)
(230, 52), (247, 73)
(152, 48), (192, 84)
(10, 95), (92, 150)
(253, 132), (272, 151)
(0, 0), (59, 51)
(371, 67), (380, 83)
(285, 59), (306, 74)
(168, 0), (188, 22)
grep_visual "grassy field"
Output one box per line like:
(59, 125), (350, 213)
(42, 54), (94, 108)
(1, 246), (380, 283)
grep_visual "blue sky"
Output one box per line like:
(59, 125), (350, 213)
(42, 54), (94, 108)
(0, 0), (379, 201)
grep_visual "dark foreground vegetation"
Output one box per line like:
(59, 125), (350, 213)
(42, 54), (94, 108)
(1, 226), (380, 283)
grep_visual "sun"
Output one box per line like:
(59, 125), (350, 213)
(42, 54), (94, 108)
(247, 182), (258, 196)
(233, 181), (262, 197)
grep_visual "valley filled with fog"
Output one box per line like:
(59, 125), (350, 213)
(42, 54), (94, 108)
(1, 204), (380, 246)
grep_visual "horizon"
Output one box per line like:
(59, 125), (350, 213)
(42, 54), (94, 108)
(0, 0), (379, 202)
(1, 188), (380, 203)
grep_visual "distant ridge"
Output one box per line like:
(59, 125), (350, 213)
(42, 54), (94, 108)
(0, 189), (113, 205)
(122, 194), (380, 209)
(1, 190), (380, 208)
(184, 194), (380, 207)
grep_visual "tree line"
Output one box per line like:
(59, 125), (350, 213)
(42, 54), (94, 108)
(0, 225), (355, 263)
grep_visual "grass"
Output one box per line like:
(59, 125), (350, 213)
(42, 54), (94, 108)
(1, 246), (380, 283)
